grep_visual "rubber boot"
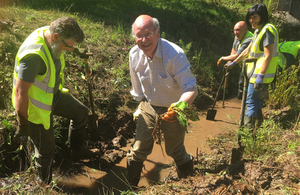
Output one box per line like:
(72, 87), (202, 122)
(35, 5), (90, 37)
(69, 128), (96, 160)
(256, 109), (263, 128)
(244, 115), (257, 140)
(37, 166), (52, 185)
(244, 115), (256, 130)
(176, 156), (194, 179)
(126, 159), (144, 187)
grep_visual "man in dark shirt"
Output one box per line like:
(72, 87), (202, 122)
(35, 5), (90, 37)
(217, 21), (253, 99)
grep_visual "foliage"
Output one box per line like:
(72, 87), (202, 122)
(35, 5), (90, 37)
(171, 101), (199, 133)
(238, 116), (300, 163)
(268, 65), (300, 109)
(239, 119), (279, 159)
(0, 0), (299, 194)
(263, 0), (278, 15)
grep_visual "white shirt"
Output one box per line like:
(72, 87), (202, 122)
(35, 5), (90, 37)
(129, 38), (197, 107)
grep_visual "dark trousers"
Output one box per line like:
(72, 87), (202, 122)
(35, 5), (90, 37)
(238, 69), (244, 97)
(29, 90), (89, 183)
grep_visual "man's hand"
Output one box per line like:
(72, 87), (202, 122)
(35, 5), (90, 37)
(254, 73), (264, 91)
(133, 107), (141, 123)
(162, 102), (177, 122)
(162, 101), (188, 122)
(14, 124), (29, 143)
(217, 57), (223, 67)
(224, 61), (235, 69)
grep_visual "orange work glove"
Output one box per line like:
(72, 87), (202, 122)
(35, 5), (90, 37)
(217, 57), (223, 67)
(162, 102), (178, 122)
(162, 110), (177, 122)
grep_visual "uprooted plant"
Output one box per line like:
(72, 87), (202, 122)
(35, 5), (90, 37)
(152, 101), (199, 155)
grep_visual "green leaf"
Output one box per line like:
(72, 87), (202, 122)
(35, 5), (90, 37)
(177, 112), (188, 132)
(174, 101), (189, 110)
(173, 101), (199, 132)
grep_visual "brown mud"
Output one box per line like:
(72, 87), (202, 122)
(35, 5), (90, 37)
(55, 98), (242, 194)
(1, 93), (299, 194)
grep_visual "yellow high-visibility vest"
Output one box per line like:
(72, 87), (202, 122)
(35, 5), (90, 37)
(237, 30), (253, 50)
(247, 23), (279, 84)
(278, 41), (300, 68)
(12, 26), (65, 129)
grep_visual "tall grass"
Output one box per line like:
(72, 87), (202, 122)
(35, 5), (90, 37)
(268, 65), (300, 109)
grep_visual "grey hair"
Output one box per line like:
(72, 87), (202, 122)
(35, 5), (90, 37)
(153, 17), (160, 33)
(131, 17), (160, 38)
(49, 17), (84, 43)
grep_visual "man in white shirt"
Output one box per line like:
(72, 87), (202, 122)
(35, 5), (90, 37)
(127, 14), (198, 187)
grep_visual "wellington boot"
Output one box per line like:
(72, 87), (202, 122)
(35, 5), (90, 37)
(69, 128), (97, 160)
(126, 159), (144, 188)
(244, 115), (259, 140)
(256, 109), (263, 128)
(244, 115), (256, 130)
(37, 166), (52, 185)
(71, 147), (97, 160)
(68, 128), (85, 149)
(176, 156), (194, 179)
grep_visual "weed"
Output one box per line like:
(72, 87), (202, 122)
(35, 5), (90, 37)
(239, 119), (281, 159)
(269, 65), (300, 109)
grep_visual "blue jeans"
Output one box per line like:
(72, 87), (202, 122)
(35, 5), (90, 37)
(246, 83), (262, 117)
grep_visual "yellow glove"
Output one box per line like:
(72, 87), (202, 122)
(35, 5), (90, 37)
(133, 108), (141, 123)
(217, 57), (223, 67)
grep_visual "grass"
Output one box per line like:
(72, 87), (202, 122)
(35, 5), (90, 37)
(1, 0), (300, 194)
(0, 0), (253, 111)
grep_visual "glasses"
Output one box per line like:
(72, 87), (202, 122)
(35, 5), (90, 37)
(59, 34), (73, 48)
(135, 32), (154, 40)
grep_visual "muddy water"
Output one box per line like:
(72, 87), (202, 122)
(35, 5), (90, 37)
(57, 99), (242, 194)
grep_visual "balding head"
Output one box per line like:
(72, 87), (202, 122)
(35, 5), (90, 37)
(131, 15), (161, 59)
(233, 21), (248, 41)
(132, 15), (160, 37)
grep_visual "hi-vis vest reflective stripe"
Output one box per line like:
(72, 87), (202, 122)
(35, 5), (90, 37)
(248, 23), (278, 84)
(278, 41), (300, 68)
(238, 30), (253, 50)
(12, 26), (65, 130)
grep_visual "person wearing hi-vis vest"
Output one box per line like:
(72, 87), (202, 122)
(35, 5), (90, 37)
(277, 41), (300, 69)
(12, 17), (96, 184)
(217, 21), (253, 99)
(224, 3), (279, 134)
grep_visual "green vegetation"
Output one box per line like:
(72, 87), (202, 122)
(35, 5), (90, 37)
(269, 65), (300, 109)
(0, 0), (299, 194)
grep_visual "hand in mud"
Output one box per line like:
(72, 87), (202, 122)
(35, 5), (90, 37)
(14, 124), (29, 143)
